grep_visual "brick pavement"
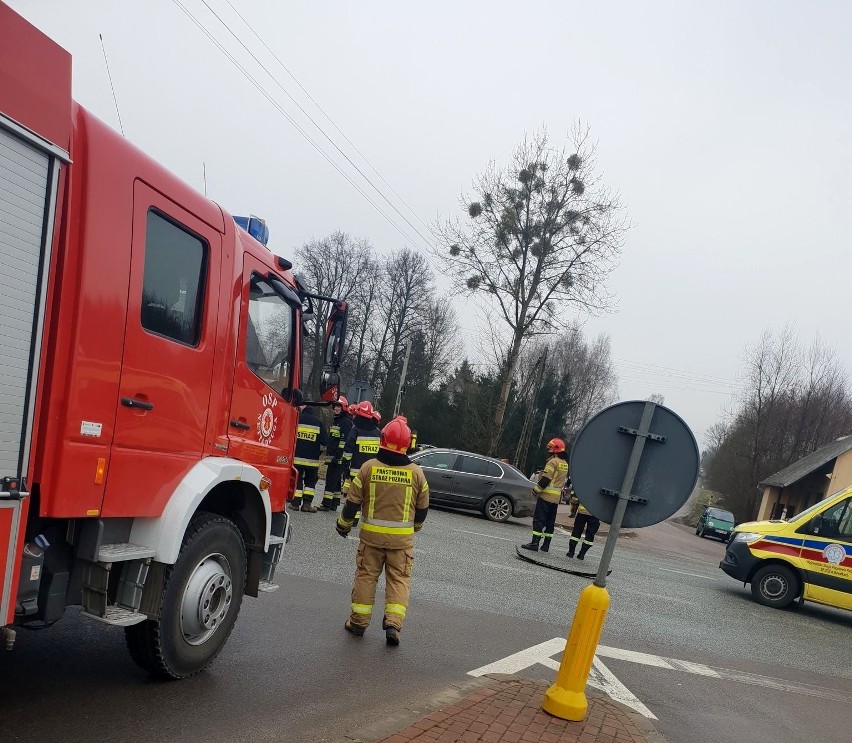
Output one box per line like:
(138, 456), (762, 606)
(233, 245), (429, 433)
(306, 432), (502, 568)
(376, 675), (665, 743)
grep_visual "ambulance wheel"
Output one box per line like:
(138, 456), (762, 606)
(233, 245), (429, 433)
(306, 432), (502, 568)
(125, 512), (247, 679)
(751, 564), (798, 609)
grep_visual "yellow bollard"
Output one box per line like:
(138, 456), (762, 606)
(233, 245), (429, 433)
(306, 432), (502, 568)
(541, 583), (610, 721)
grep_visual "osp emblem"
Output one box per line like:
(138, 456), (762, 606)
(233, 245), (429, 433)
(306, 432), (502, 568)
(822, 542), (846, 566)
(257, 394), (279, 445)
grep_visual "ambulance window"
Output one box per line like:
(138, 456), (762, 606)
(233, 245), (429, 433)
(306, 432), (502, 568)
(814, 498), (852, 540)
(246, 273), (293, 392)
(141, 210), (207, 346)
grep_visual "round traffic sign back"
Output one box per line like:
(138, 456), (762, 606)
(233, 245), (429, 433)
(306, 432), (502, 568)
(569, 401), (699, 528)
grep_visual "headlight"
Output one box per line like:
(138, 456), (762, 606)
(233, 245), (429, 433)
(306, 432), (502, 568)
(707, 521), (715, 527)
(733, 532), (762, 544)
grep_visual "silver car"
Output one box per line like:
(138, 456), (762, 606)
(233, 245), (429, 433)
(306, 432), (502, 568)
(410, 448), (536, 522)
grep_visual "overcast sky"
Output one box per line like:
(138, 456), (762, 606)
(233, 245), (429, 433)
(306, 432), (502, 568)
(11, 0), (852, 448)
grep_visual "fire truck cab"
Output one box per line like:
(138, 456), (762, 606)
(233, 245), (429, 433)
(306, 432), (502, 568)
(0, 2), (346, 677)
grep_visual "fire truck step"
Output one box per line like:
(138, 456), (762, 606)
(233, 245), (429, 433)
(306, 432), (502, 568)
(81, 605), (147, 627)
(258, 580), (280, 593)
(97, 543), (156, 563)
(267, 535), (286, 545)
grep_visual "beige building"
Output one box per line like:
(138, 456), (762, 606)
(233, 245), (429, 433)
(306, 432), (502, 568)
(756, 436), (852, 520)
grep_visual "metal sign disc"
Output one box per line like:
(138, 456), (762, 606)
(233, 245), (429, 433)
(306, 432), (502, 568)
(569, 401), (699, 528)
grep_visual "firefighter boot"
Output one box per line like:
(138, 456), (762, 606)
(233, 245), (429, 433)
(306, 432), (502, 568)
(540, 536), (552, 553)
(317, 497), (335, 512)
(577, 542), (592, 561)
(384, 625), (400, 646)
(344, 620), (365, 637)
(566, 537), (578, 558)
(520, 535), (540, 552)
(289, 497), (303, 512)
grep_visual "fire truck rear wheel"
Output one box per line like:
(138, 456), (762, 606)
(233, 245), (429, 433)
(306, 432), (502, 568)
(125, 512), (247, 679)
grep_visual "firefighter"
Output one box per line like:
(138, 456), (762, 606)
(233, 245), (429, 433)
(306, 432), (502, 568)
(341, 401), (381, 526)
(319, 396), (353, 512)
(407, 428), (418, 455)
(520, 438), (569, 553)
(336, 415), (429, 646)
(290, 405), (328, 513)
(567, 498), (601, 560)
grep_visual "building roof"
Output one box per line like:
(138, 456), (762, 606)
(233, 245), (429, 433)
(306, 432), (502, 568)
(760, 436), (852, 488)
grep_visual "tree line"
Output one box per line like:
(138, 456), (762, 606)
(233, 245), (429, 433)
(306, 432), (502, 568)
(703, 327), (852, 521)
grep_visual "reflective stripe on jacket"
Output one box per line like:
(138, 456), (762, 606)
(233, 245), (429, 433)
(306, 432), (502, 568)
(346, 460), (430, 549)
(534, 455), (569, 504)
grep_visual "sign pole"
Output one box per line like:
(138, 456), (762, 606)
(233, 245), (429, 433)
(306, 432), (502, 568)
(542, 402), (658, 720)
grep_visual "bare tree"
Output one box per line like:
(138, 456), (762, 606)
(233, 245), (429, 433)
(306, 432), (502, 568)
(437, 127), (627, 451)
(296, 231), (373, 394)
(551, 324), (619, 437)
(369, 248), (435, 407)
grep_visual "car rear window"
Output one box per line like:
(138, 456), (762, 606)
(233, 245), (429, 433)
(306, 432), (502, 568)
(456, 455), (491, 476)
(709, 509), (734, 522)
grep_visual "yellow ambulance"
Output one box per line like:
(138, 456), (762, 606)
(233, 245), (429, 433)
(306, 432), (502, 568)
(720, 487), (852, 611)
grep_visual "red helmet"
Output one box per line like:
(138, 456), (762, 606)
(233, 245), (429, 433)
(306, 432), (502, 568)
(372, 410), (382, 422)
(546, 438), (566, 453)
(353, 400), (374, 418)
(380, 416), (411, 454)
(334, 395), (349, 409)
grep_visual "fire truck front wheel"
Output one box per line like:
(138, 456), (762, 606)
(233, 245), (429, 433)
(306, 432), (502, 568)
(125, 512), (247, 679)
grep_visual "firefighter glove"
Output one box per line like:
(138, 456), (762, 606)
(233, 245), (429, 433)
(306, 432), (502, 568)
(336, 516), (352, 538)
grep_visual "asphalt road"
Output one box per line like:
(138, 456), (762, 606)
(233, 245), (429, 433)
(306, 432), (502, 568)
(1, 506), (850, 743)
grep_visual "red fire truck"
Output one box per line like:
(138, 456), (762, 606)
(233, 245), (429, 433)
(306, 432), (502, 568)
(0, 2), (346, 678)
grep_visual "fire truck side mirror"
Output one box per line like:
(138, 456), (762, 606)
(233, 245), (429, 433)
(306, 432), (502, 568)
(324, 301), (347, 369)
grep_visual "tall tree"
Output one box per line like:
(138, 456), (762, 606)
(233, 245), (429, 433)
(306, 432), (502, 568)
(438, 127), (627, 451)
(295, 231), (373, 395)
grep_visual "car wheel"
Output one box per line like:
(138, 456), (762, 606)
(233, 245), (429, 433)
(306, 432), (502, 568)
(125, 512), (247, 679)
(751, 564), (799, 609)
(483, 494), (513, 523)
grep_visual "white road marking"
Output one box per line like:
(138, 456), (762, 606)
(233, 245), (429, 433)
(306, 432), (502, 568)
(594, 645), (676, 670)
(445, 527), (516, 542)
(659, 567), (718, 580)
(539, 656), (657, 719)
(469, 638), (852, 707)
(468, 637), (567, 676)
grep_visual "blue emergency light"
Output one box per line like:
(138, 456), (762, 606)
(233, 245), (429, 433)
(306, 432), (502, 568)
(233, 215), (270, 246)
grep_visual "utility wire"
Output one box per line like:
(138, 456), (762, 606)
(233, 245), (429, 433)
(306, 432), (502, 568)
(197, 0), (434, 252)
(223, 0), (432, 235)
(170, 0), (420, 251)
(99, 33), (125, 137)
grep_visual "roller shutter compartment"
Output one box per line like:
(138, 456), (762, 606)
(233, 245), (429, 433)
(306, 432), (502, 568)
(0, 126), (51, 479)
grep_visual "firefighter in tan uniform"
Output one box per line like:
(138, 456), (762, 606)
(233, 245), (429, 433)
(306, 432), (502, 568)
(336, 416), (429, 646)
(520, 438), (569, 553)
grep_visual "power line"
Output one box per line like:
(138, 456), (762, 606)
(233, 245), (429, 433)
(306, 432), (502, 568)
(170, 0), (422, 251)
(197, 0), (434, 252)
(613, 358), (745, 387)
(223, 0), (432, 236)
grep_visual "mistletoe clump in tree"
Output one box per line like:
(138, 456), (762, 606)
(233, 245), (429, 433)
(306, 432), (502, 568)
(439, 127), (627, 451)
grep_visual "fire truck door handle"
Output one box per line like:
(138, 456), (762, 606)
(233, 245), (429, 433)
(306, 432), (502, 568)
(230, 420), (251, 430)
(121, 397), (154, 411)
